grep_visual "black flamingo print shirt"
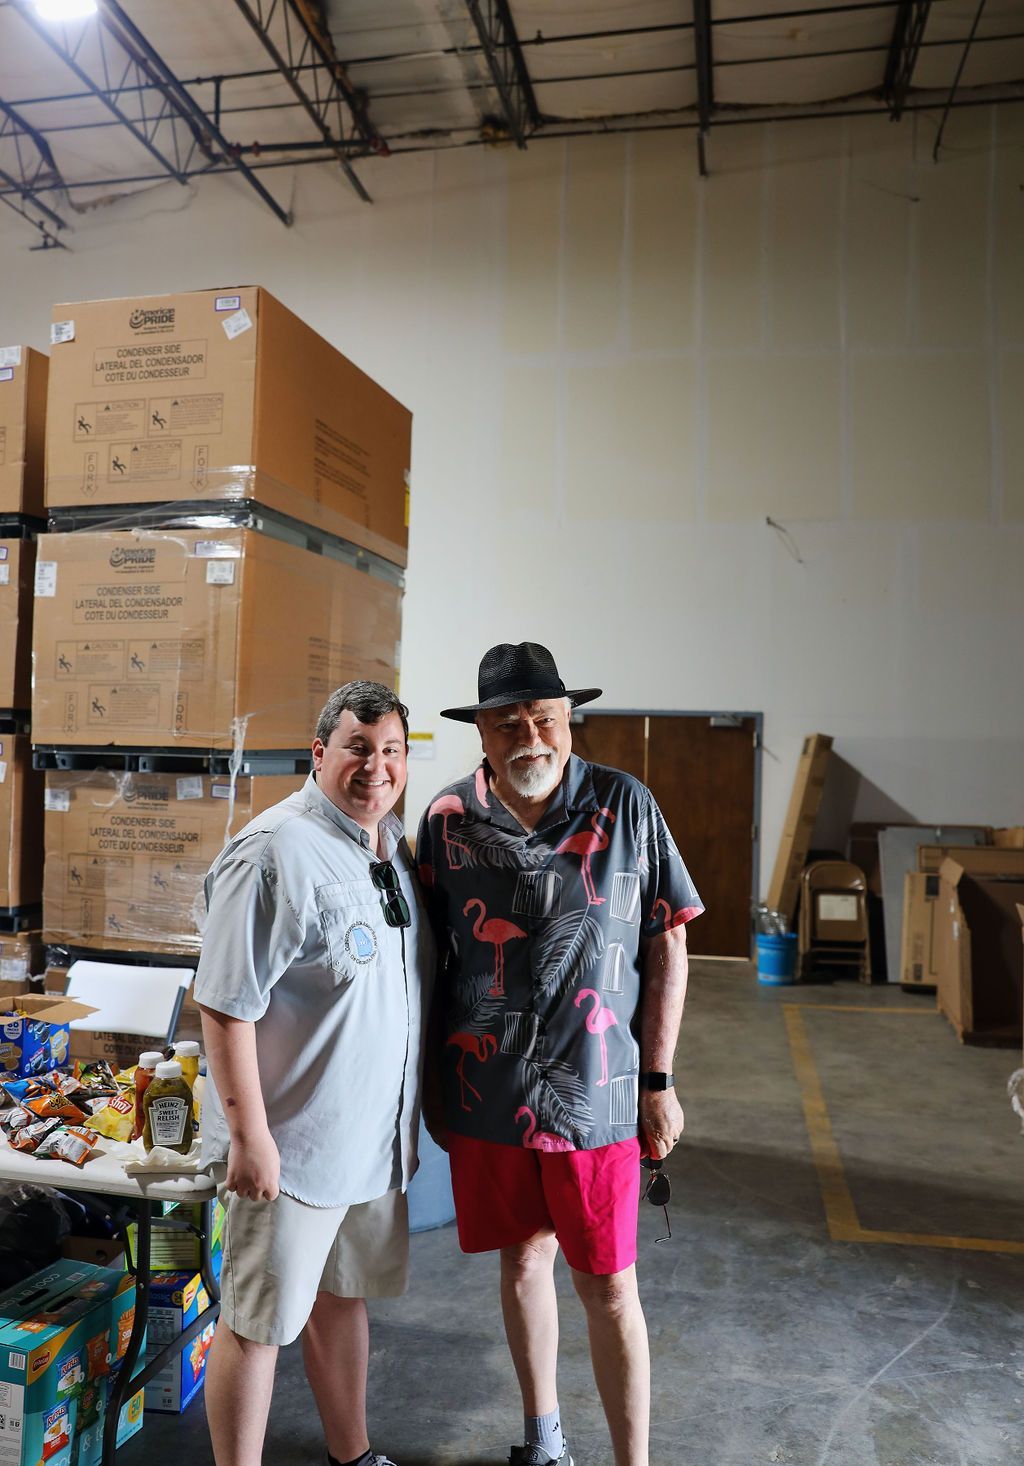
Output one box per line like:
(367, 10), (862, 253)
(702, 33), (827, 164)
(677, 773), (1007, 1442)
(417, 755), (703, 1151)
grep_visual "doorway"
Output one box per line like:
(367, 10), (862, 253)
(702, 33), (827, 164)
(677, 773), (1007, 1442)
(569, 710), (762, 958)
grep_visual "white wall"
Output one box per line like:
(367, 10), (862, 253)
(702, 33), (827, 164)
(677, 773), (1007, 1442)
(3, 106), (1023, 887)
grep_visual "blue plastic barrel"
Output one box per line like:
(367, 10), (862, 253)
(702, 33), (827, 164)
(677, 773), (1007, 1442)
(756, 933), (798, 985)
(407, 1116), (456, 1232)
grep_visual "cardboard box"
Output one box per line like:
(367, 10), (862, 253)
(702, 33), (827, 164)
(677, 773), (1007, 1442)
(899, 871), (942, 987)
(0, 1259), (144, 1466)
(0, 538), (35, 710)
(135, 1200), (224, 1274)
(144, 1270), (217, 1413)
(0, 346), (47, 517)
(0, 931), (45, 987)
(917, 845), (1024, 876)
(43, 769), (302, 953)
(935, 858), (1024, 1045)
(0, 990), (97, 1076)
(766, 733), (833, 920)
(0, 735), (44, 909)
(62, 1237), (127, 1268)
(31, 527), (402, 749)
(45, 288), (410, 565)
(993, 827), (1024, 849)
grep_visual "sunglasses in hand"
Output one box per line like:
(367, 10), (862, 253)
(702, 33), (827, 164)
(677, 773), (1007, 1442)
(641, 1156), (672, 1242)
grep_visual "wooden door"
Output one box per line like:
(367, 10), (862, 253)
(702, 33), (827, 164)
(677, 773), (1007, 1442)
(569, 711), (757, 957)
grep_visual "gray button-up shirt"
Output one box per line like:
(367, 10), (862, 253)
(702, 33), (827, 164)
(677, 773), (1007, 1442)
(194, 773), (434, 1207)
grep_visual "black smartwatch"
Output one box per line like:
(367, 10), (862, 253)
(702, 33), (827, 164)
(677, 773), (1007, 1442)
(639, 1071), (675, 1091)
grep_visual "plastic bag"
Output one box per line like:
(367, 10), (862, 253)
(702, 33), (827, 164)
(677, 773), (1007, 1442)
(0, 1181), (72, 1287)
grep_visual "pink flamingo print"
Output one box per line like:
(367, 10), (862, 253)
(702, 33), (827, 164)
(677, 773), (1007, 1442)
(651, 898), (701, 931)
(474, 764), (490, 810)
(515, 1105), (575, 1152)
(574, 988), (618, 1087)
(428, 792), (470, 870)
(446, 1031), (497, 1111)
(555, 807), (616, 905)
(463, 898), (527, 998)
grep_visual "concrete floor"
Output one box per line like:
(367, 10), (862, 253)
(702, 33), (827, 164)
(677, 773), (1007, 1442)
(130, 960), (1024, 1466)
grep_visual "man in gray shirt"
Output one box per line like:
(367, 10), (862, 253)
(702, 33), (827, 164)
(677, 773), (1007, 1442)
(195, 681), (434, 1466)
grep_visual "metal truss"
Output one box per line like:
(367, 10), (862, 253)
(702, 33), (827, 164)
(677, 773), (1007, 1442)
(692, 0), (714, 177)
(464, 0), (540, 148)
(883, 0), (933, 119)
(933, 0), (988, 157)
(0, 95), (68, 246)
(229, 0), (381, 203)
(12, 0), (293, 224)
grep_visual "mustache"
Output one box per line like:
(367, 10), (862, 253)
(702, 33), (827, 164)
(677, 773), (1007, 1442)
(506, 745), (555, 764)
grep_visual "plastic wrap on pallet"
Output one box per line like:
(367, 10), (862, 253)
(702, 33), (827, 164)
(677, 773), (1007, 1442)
(30, 525), (404, 749)
(42, 768), (303, 956)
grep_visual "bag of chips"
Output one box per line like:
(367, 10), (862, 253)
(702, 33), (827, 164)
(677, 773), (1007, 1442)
(35, 1127), (98, 1167)
(86, 1090), (135, 1143)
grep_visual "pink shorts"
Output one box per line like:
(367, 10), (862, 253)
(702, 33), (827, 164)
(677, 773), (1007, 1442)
(447, 1133), (641, 1276)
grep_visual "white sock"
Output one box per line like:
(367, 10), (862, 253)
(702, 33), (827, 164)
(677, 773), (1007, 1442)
(525, 1408), (564, 1461)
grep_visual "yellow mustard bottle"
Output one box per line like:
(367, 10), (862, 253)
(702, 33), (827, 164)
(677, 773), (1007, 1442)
(142, 1060), (193, 1154)
(173, 1041), (201, 1127)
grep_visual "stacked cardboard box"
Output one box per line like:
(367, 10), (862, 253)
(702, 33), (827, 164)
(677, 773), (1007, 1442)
(936, 856), (1024, 1045)
(0, 537), (35, 711)
(31, 526), (402, 749)
(0, 735), (44, 913)
(45, 288), (411, 565)
(43, 769), (302, 955)
(0, 1258), (144, 1465)
(0, 345), (47, 517)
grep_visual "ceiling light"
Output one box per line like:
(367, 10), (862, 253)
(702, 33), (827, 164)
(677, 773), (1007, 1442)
(34, 0), (97, 21)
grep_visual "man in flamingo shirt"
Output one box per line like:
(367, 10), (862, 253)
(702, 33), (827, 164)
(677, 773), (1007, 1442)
(417, 643), (703, 1466)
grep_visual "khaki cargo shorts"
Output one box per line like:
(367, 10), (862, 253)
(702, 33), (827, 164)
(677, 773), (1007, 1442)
(218, 1185), (409, 1346)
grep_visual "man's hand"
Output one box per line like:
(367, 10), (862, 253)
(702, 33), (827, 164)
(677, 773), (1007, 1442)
(226, 1127), (281, 1201)
(639, 1088), (684, 1161)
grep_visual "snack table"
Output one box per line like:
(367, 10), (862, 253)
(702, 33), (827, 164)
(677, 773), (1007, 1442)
(0, 1144), (220, 1465)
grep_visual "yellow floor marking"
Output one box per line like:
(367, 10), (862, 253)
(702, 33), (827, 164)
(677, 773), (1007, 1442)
(783, 1005), (1024, 1254)
(784, 1004), (936, 1016)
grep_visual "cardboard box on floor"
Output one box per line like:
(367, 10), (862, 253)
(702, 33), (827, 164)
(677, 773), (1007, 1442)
(766, 734), (833, 921)
(935, 857), (1024, 1045)
(0, 735), (44, 909)
(31, 527), (402, 749)
(45, 288), (410, 566)
(0, 346), (47, 516)
(43, 769), (302, 954)
(0, 538), (35, 710)
(900, 847), (1024, 988)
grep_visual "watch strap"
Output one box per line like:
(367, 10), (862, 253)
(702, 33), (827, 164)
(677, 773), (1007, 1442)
(639, 1071), (675, 1091)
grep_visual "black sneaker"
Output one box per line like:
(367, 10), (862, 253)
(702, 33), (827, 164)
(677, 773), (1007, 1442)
(327, 1454), (398, 1466)
(509, 1445), (573, 1466)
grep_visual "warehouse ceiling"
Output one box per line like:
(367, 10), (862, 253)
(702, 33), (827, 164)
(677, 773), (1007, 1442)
(0, 0), (1022, 244)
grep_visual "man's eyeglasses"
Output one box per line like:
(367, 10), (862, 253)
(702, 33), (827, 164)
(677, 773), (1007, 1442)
(370, 860), (411, 929)
(641, 1157), (672, 1242)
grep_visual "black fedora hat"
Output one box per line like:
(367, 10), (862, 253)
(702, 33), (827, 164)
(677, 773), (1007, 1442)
(440, 642), (602, 723)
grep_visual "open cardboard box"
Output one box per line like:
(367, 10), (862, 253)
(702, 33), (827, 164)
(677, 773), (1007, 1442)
(0, 991), (98, 1078)
(935, 858), (1024, 1046)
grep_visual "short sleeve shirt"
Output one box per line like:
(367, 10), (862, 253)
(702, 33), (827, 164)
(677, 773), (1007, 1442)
(416, 755), (702, 1151)
(194, 773), (435, 1207)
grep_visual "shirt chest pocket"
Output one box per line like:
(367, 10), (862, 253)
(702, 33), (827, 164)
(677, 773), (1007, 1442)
(315, 880), (383, 984)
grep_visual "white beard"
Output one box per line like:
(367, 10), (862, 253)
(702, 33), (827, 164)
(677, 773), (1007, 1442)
(504, 746), (561, 798)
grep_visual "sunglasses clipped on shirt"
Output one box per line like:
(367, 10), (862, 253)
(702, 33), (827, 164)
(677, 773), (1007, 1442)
(370, 860), (412, 929)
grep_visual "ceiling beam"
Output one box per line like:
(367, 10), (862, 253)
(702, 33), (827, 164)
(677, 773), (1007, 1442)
(228, 0), (377, 203)
(464, 0), (541, 147)
(883, 0), (933, 119)
(693, 0), (714, 176)
(13, 0), (293, 224)
(933, 0), (987, 158)
(0, 95), (68, 234)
